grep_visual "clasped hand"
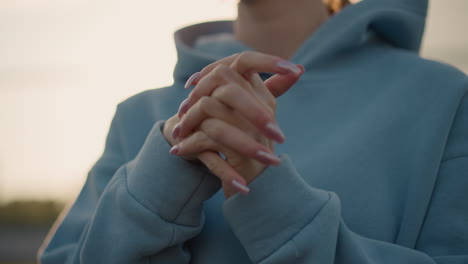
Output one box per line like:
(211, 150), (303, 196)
(163, 51), (303, 198)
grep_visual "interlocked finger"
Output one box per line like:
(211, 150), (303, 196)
(200, 118), (281, 166)
(177, 96), (253, 139)
(194, 51), (301, 84)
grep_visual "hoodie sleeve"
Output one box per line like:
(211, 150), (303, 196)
(222, 95), (468, 264)
(39, 106), (220, 264)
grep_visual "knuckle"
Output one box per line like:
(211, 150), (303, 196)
(232, 51), (257, 72)
(199, 96), (214, 114)
(198, 95), (211, 104)
(213, 64), (230, 79)
(238, 51), (252, 61)
(212, 85), (230, 99)
(234, 51), (253, 66)
(202, 119), (224, 141)
(229, 53), (241, 62)
(191, 131), (210, 149)
(192, 130), (205, 140)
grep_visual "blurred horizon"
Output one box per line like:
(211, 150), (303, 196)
(1, 0), (468, 204)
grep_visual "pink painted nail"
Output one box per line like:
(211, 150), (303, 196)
(172, 123), (181, 139)
(297, 64), (305, 74)
(256, 150), (281, 165)
(169, 145), (180, 155)
(277, 60), (301, 75)
(178, 99), (189, 119)
(265, 122), (286, 143)
(232, 180), (250, 195)
(184, 72), (200, 89)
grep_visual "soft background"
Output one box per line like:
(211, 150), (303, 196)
(0, 0), (467, 262)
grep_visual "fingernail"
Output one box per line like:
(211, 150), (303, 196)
(231, 180), (250, 195)
(297, 64), (305, 74)
(184, 72), (200, 89)
(172, 123), (181, 139)
(277, 60), (301, 75)
(169, 145), (180, 155)
(265, 122), (286, 143)
(256, 150), (281, 165)
(178, 99), (189, 119)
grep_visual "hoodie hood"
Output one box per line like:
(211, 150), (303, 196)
(366, 0), (428, 50)
(172, 0), (429, 82)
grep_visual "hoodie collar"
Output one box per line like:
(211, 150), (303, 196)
(172, 0), (428, 82)
(291, 0), (428, 68)
(173, 21), (234, 82)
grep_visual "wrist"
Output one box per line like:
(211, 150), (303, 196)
(126, 121), (221, 225)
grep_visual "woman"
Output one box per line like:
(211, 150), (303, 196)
(39, 0), (468, 263)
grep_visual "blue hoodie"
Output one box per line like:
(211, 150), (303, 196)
(39, 0), (468, 263)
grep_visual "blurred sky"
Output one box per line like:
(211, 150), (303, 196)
(0, 0), (467, 203)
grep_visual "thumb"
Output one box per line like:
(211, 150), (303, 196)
(264, 65), (304, 98)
